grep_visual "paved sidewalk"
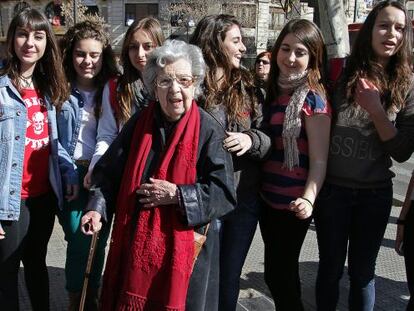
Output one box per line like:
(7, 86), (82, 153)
(17, 203), (410, 311)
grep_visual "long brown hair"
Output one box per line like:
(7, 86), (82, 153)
(190, 14), (258, 126)
(117, 17), (164, 124)
(345, 0), (413, 111)
(0, 8), (69, 108)
(266, 19), (327, 106)
(60, 20), (119, 118)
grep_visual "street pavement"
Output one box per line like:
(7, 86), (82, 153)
(17, 160), (413, 310)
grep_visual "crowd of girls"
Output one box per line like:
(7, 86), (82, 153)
(1, 1), (414, 310)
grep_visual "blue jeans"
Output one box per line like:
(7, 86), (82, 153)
(314, 183), (392, 311)
(219, 195), (262, 311)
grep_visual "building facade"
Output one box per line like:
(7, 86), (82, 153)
(0, 0), (315, 59)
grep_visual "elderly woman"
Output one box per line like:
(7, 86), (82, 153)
(81, 39), (236, 311)
(254, 51), (271, 96)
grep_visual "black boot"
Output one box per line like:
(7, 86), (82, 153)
(68, 292), (81, 311)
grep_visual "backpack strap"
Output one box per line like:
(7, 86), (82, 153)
(108, 77), (120, 126)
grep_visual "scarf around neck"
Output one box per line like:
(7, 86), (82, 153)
(278, 72), (310, 170)
(101, 100), (200, 311)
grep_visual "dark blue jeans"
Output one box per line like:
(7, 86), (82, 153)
(314, 183), (392, 311)
(219, 195), (262, 311)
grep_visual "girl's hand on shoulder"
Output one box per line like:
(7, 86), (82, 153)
(223, 132), (252, 156)
(289, 197), (313, 219)
(0, 222), (5, 240)
(356, 78), (384, 116)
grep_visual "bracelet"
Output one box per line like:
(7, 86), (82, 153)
(300, 197), (314, 207)
(397, 218), (406, 225)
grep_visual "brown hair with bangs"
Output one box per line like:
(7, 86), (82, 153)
(0, 8), (69, 108)
(117, 17), (165, 124)
(266, 19), (327, 106)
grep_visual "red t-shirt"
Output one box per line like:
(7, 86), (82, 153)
(20, 88), (51, 198)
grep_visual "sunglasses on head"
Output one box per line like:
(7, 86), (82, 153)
(256, 59), (270, 65)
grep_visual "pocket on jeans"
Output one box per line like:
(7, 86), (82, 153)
(371, 187), (393, 201)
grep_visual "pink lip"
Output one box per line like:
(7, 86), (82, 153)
(170, 99), (183, 106)
(383, 40), (396, 47)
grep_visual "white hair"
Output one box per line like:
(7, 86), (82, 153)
(143, 39), (206, 99)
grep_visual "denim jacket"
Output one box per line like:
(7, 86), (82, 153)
(0, 74), (78, 221)
(57, 86), (85, 158)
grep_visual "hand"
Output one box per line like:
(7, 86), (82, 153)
(223, 132), (252, 156)
(0, 223), (5, 240)
(81, 211), (102, 235)
(136, 178), (178, 208)
(289, 197), (313, 220)
(83, 171), (92, 189)
(395, 224), (404, 256)
(65, 184), (79, 202)
(356, 78), (384, 116)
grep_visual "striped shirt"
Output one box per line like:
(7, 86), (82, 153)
(261, 91), (330, 209)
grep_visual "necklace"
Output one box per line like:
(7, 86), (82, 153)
(20, 74), (33, 89)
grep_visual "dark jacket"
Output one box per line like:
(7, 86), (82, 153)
(199, 85), (271, 201)
(86, 105), (237, 311)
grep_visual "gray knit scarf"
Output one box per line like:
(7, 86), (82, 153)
(278, 71), (310, 170)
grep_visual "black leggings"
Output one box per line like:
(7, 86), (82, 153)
(0, 192), (56, 311)
(259, 204), (312, 311)
(404, 202), (414, 311)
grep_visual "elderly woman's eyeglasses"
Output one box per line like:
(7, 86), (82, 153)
(156, 75), (194, 88)
(256, 59), (270, 65)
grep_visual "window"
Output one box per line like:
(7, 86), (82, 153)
(45, 1), (65, 26)
(243, 36), (256, 55)
(85, 5), (99, 16)
(125, 4), (158, 26)
(222, 3), (256, 28)
(269, 7), (285, 30)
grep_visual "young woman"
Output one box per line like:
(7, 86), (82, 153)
(260, 19), (330, 311)
(396, 171), (414, 311)
(0, 8), (76, 311)
(58, 20), (119, 310)
(190, 14), (271, 311)
(83, 17), (165, 187)
(314, 1), (414, 310)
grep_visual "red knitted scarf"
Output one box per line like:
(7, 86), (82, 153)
(101, 101), (200, 311)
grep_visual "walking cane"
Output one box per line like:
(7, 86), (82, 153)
(79, 226), (99, 311)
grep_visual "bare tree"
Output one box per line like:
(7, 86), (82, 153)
(168, 0), (223, 26)
(60, 0), (105, 28)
